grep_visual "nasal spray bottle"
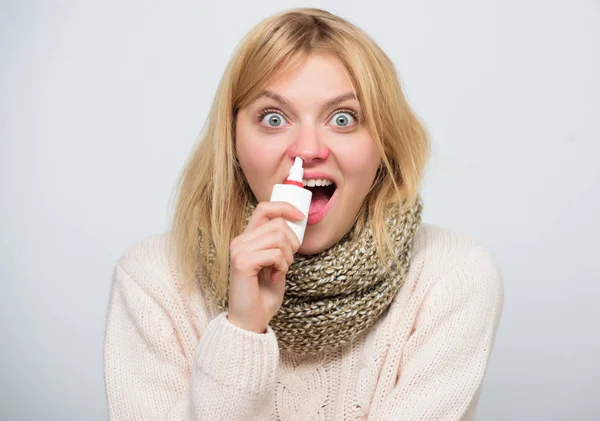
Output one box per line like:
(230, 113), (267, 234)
(269, 157), (312, 243)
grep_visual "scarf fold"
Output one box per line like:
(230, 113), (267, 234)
(206, 198), (423, 355)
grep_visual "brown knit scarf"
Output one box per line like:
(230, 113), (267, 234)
(206, 198), (423, 355)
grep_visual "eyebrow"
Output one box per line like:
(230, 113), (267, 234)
(258, 90), (359, 107)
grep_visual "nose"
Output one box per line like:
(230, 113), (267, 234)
(286, 125), (329, 164)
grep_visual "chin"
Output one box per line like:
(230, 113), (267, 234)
(296, 236), (327, 256)
(296, 224), (339, 256)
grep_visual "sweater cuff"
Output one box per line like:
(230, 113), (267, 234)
(194, 312), (279, 394)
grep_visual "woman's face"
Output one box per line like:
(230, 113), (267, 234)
(235, 54), (380, 254)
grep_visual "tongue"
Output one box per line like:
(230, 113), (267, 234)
(309, 187), (330, 214)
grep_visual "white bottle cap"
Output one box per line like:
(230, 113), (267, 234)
(287, 157), (304, 183)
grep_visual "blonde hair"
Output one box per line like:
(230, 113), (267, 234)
(172, 8), (429, 299)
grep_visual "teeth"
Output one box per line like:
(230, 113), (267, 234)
(302, 178), (333, 187)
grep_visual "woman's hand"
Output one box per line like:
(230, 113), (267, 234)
(227, 201), (305, 333)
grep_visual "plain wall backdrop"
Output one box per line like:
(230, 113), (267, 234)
(1, 0), (599, 420)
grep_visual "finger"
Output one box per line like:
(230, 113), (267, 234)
(231, 248), (289, 278)
(238, 228), (295, 265)
(237, 217), (300, 257)
(257, 267), (279, 285)
(270, 267), (290, 283)
(242, 248), (289, 276)
(245, 201), (305, 232)
(234, 228), (295, 266)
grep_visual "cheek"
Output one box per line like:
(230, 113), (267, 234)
(337, 136), (380, 188)
(235, 116), (284, 200)
(235, 118), (258, 169)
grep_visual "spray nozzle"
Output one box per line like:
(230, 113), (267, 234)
(287, 157), (304, 183)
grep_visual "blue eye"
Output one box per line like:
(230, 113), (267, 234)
(261, 112), (287, 127)
(329, 112), (355, 127)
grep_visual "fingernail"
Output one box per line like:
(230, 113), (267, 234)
(296, 209), (305, 219)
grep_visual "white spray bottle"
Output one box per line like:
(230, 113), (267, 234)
(269, 157), (312, 243)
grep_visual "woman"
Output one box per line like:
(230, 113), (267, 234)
(104, 8), (503, 421)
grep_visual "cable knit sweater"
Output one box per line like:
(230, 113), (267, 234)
(104, 224), (503, 421)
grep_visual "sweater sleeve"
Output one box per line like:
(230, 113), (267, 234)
(104, 263), (280, 421)
(368, 246), (504, 421)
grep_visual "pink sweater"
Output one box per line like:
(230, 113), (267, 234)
(104, 224), (503, 420)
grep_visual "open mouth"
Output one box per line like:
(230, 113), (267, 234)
(303, 179), (337, 223)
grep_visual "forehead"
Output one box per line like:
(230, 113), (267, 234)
(262, 54), (356, 104)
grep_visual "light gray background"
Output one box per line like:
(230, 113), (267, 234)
(1, 1), (599, 420)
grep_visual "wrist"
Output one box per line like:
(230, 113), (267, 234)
(226, 314), (268, 334)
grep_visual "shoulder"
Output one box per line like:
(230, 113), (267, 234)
(116, 232), (174, 279)
(408, 223), (503, 304)
(112, 232), (215, 324)
(111, 232), (182, 306)
(107, 233), (212, 361)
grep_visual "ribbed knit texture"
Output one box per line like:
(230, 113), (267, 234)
(104, 224), (503, 420)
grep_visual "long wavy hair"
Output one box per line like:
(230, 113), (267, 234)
(171, 8), (429, 299)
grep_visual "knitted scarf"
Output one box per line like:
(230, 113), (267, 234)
(206, 198), (423, 355)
